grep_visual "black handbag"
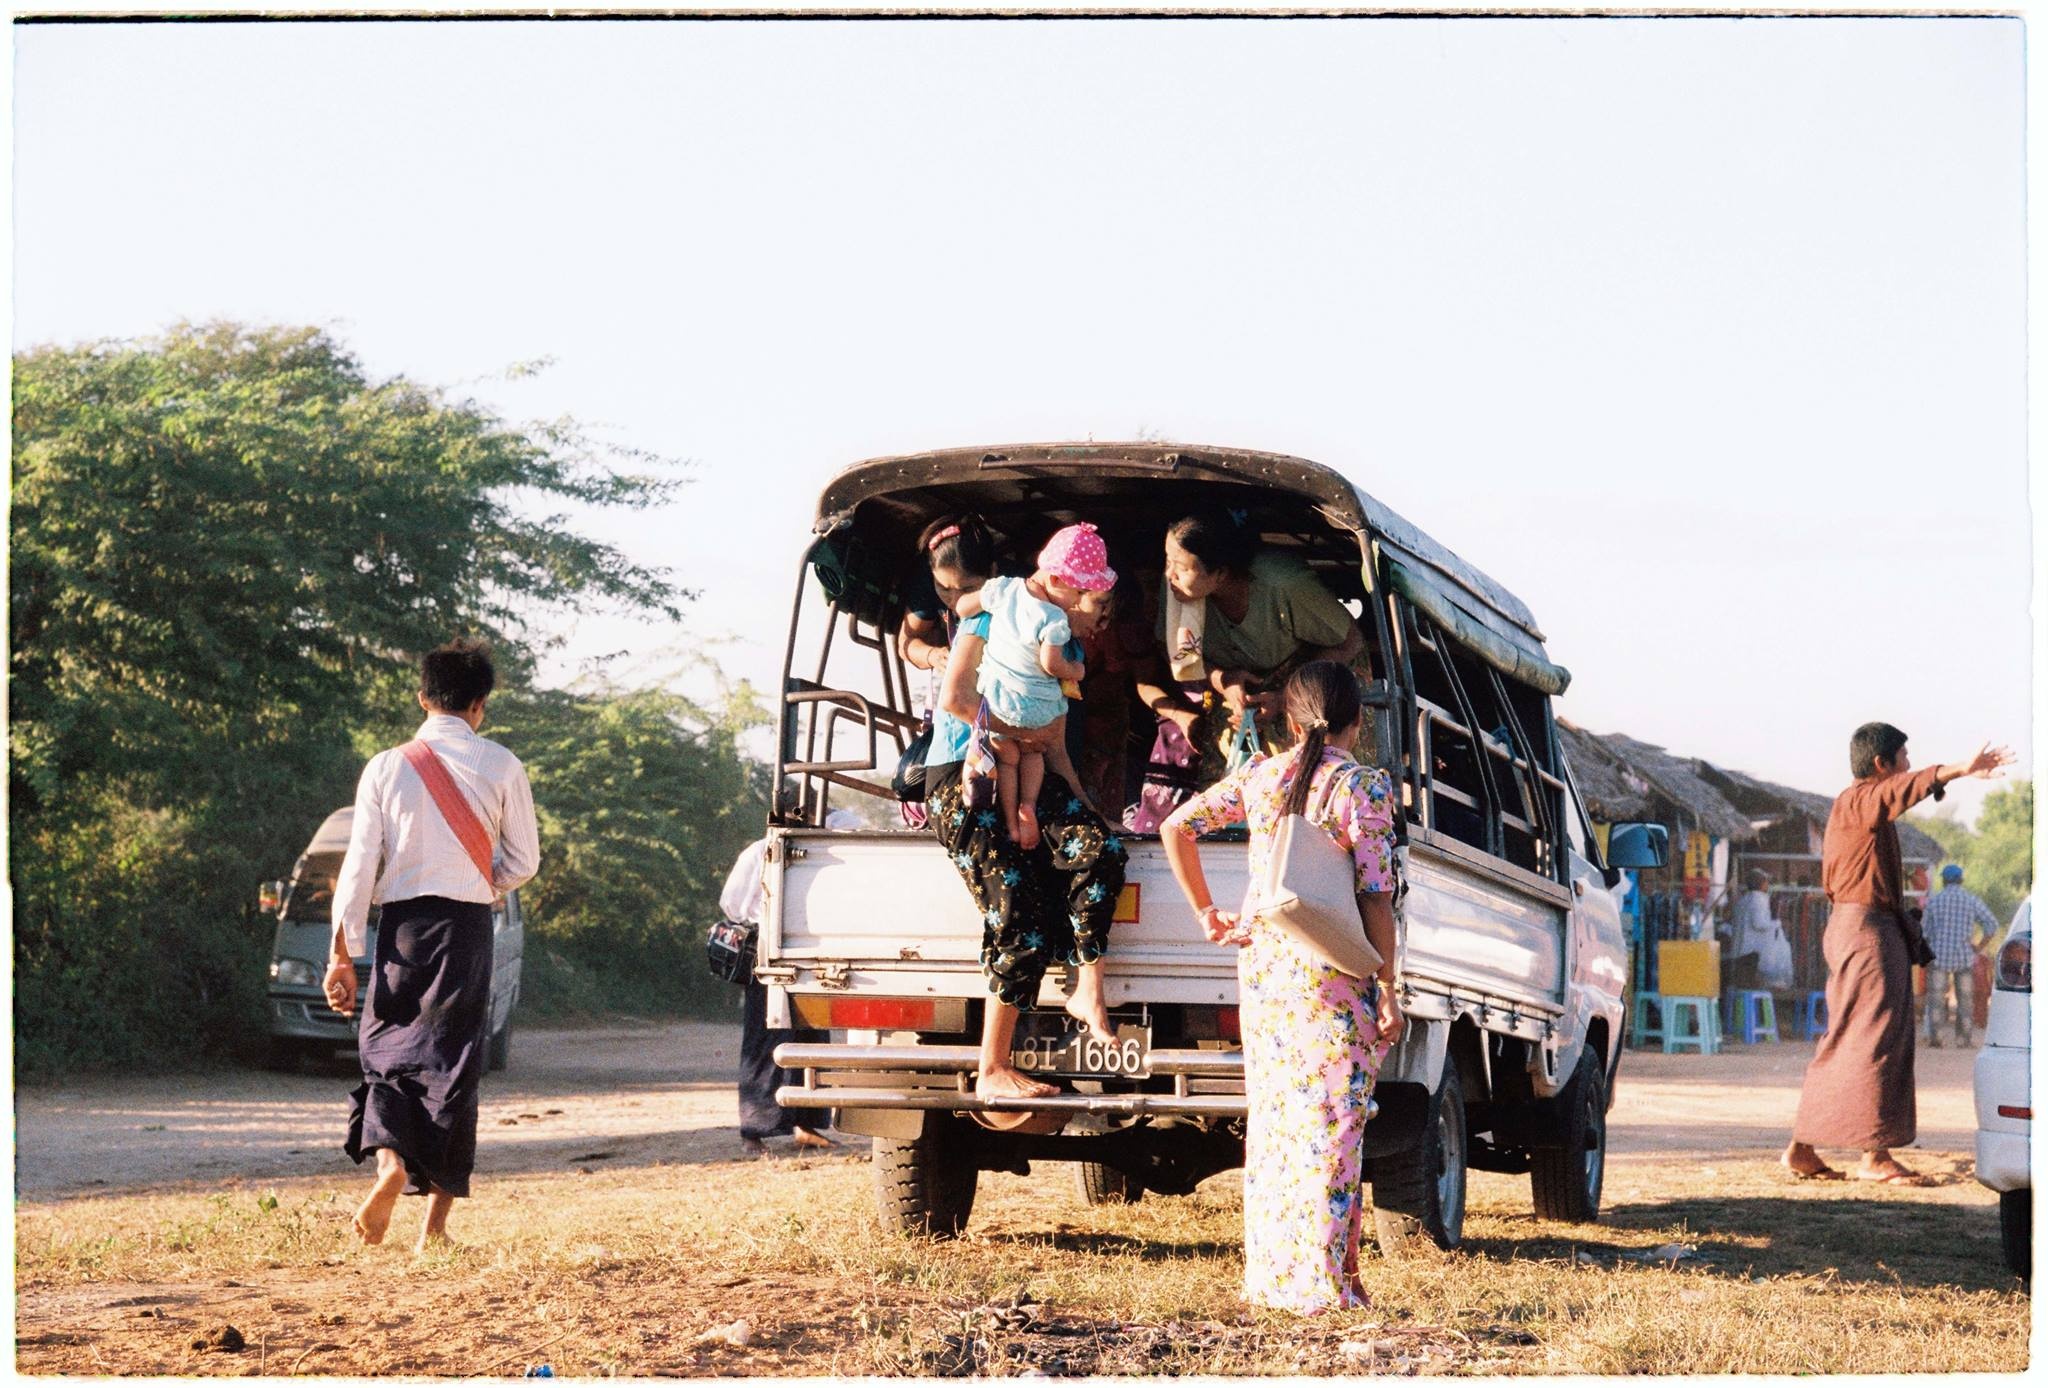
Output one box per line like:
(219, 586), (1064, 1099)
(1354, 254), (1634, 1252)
(892, 718), (934, 803)
(705, 918), (757, 984)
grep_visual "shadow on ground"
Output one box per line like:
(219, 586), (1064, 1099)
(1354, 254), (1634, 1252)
(1451, 1190), (2019, 1293)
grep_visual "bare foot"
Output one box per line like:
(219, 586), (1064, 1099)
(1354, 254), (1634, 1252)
(975, 1064), (1057, 1102)
(1854, 1158), (1932, 1186)
(1063, 989), (1116, 1046)
(1781, 1143), (1845, 1181)
(791, 1126), (837, 1150)
(352, 1164), (406, 1245)
(415, 1229), (456, 1256)
(1014, 804), (1041, 851)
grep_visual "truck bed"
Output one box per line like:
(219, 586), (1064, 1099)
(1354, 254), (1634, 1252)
(765, 828), (1571, 1023)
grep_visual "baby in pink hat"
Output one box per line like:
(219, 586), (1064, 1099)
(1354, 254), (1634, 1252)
(954, 523), (1117, 852)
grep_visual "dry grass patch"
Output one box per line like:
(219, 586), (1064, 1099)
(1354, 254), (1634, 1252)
(15, 1144), (2028, 1375)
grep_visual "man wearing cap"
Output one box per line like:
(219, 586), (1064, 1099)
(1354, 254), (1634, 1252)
(1920, 864), (2000, 1049)
(1782, 722), (2013, 1185)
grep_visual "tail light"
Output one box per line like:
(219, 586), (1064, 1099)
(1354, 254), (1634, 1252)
(1176, 1005), (1242, 1043)
(790, 995), (967, 1031)
(1995, 934), (2031, 993)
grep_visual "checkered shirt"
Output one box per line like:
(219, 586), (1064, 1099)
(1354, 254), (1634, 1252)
(1921, 885), (1999, 971)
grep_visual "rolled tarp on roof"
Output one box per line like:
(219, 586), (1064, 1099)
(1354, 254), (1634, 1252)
(1387, 557), (1572, 697)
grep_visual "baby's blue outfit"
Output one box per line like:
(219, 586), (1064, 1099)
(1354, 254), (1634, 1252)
(974, 576), (1072, 730)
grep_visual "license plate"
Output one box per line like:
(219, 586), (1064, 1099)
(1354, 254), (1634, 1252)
(1012, 1017), (1150, 1078)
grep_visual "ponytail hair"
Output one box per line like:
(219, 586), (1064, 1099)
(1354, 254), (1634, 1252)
(1278, 660), (1364, 820)
(918, 511), (998, 580)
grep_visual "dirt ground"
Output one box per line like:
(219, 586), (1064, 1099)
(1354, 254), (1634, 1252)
(14, 1022), (1984, 1198)
(15, 1022), (746, 1198)
(13, 1024), (2021, 1377)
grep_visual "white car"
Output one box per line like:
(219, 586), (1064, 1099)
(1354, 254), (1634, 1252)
(1973, 895), (2031, 1278)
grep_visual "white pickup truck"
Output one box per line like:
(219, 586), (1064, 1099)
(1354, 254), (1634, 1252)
(765, 443), (1666, 1251)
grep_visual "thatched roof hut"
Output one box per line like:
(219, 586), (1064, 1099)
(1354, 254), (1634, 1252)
(1562, 724), (1948, 865)
(1557, 721), (1753, 841)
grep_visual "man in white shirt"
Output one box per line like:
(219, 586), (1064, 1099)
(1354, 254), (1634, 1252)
(325, 639), (540, 1251)
(722, 811), (854, 1156)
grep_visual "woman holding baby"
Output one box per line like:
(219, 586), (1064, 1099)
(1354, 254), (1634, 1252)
(909, 514), (1128, 1104)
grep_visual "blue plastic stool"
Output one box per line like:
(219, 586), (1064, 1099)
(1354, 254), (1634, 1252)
(1729, 989), (1780, 1043)
(1662, 995), (1720, 1054)
(1631, 992), (1664, 1049)
(1798, 990), (1829, 1040)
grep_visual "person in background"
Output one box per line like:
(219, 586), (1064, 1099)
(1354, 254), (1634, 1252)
(1782, 722), (2013, 1185)
(1920, 863), (2000, 1049)
(327, 638), (540, 1251)
(1725, 869), (1776, 991)
(724, 812), (854, 1156)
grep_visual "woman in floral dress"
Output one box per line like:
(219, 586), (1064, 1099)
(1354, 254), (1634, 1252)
(1160, 661), (1402, 1313)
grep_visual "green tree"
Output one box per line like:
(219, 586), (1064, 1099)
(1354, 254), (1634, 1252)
(10, 323), (684, 1073)
(488, 680), (771, 1017)
(1910, 780), (2033, 928)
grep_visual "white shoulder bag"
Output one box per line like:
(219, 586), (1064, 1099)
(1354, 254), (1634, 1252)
(1244, 759), (1386, 980)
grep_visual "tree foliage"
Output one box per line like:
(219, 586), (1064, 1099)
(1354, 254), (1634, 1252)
(1910, 780), (2034, 928)
(487, 681), (770, 1016)
(9, 323), (712, 1074)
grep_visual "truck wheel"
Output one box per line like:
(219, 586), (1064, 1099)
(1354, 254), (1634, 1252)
(2000, 1189), (2031, 1278)
(1371, 1063), (1467, 1256)
(1074, 1160), (1142, 1206)
(487, 1020), (511, 1072)
(875, 1115), (978, 1238)
(1530, 1049), (1607, 1223)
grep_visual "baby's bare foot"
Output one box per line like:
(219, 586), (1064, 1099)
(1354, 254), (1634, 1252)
(1014, 805), (1041, 850)
(976, 1064), (1057, 1102)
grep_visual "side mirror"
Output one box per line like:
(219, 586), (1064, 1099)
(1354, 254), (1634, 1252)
(258, 880), (287, 915)
(1605, 822), (1670, 871)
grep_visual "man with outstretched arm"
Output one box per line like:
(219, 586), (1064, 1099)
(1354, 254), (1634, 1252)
(1782, 723), (2012, 1185)
(326, 638), (540, 1251)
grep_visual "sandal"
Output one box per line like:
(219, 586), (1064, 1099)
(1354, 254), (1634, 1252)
(1781, 1155), (1846, 1181)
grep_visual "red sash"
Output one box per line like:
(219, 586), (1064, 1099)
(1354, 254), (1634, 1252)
(400, 740), (495, 886)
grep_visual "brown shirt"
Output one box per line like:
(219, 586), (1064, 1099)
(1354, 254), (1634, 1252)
(1821, 765), (1945, 912)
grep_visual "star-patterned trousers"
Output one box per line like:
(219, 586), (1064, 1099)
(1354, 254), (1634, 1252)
(926, 762), (1129, 1007)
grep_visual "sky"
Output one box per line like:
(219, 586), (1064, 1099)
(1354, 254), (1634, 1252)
(10, 13), (2034, 826)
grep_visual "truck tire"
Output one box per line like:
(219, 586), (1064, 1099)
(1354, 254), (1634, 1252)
(487, 1019), (511, 1072)
(1074, 1160), (1142, 1206)
(2000, 1189), (2031, 1278)
(875, 1115), (979, 1238)
(1371, 1063), (1467, 1255)
(1530, 1049), (1607, 1223)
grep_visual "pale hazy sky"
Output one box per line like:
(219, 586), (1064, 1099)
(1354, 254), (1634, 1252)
(11, 15), (2032, 824)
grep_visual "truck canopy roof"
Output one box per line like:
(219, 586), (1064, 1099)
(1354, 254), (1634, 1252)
(815, 442), (1567, 694)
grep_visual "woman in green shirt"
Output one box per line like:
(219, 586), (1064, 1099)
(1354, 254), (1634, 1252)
(1128, 512), (1368, 827)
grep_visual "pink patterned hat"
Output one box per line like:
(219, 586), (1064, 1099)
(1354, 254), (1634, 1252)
(1038, 522), (1117, 592)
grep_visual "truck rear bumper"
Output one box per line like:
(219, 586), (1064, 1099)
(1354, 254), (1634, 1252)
(772, 1040), (1250, 1120)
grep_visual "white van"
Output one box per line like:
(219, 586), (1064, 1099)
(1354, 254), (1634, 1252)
(260, 806), (526, 1071)
(764, 442), (1666, 1249)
